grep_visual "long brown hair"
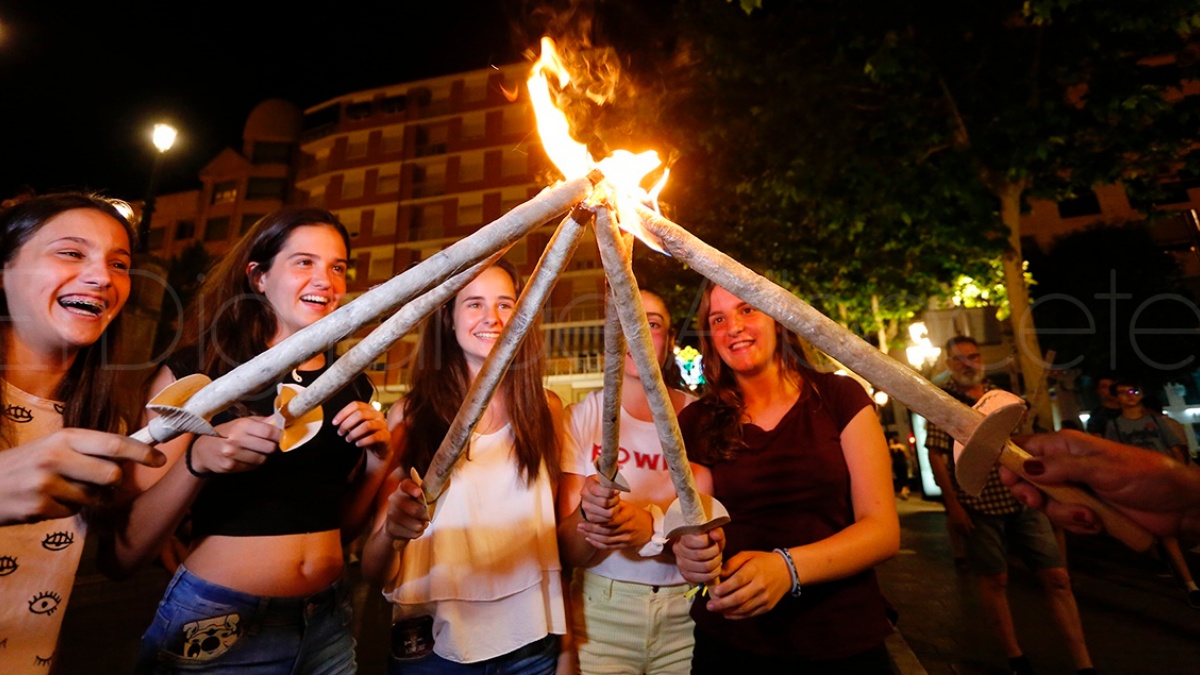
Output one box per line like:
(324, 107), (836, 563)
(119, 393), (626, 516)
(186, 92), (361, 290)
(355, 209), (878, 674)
(401, 259), (560, 485)
(689, 280), (815, 463)
(168, 207), (350, 381)
(0, 192), (135, 445)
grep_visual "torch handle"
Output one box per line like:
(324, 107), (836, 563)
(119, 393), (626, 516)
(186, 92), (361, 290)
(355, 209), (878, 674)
(596, 284), (626, 483)
(999, 441), (1155, 552)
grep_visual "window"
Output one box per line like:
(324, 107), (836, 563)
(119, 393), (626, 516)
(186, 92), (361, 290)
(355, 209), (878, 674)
(241, 213), (265, 233)
(501, 106), (528, 135)
(382, 129), (403, 154)
(373, 204), (397, 237)
(251, 142), (291, 164)
(211, 181), (238, 205)
(175, 220), (195, 240)
(302, 105), (339, 134)
(377, 171), (400, 195)
(204, 217), (231, 242)
(380, 95), (407, 113)
(1055, 192), (1101, 219)
(346, 101), (373, 119)
(147, 227), (165, 251)
(246, 178), (287, 201)
(369, 253), (394, 280)
(501, 151), (527, 178)
(341, 176), (365, 200)
(462, 114), (486, 142)
(459, 156), (484, 183)
(411, 88), (432, 108)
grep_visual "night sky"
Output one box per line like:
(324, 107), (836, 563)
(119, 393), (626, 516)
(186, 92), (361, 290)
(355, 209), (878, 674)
(0, 0), (531, 201)
(1, 0), (679, 203)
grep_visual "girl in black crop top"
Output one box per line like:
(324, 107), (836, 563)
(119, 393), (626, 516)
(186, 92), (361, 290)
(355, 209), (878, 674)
(103, 207), (392, 674)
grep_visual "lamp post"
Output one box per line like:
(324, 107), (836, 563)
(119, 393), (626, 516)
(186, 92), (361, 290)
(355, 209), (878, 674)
(138, 123), (177, 254)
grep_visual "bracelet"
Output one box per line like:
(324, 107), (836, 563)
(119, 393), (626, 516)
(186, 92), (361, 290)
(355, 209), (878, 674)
(184, 443), (210, 478)
(773, 547), (802, 598)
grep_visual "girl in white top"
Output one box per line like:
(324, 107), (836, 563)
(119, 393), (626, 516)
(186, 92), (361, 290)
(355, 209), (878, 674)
(0, 193), (164, 674)
(362, 260), (569, 674)
(559, 288), (713, 675)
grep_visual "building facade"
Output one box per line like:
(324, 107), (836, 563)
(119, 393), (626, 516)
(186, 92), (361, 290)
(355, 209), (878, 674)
(142, 64), (608, 404)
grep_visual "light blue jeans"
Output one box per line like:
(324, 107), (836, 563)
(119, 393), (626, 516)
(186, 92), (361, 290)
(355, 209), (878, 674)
(387, 634), (559, 675)
(136, 565), (356, 674)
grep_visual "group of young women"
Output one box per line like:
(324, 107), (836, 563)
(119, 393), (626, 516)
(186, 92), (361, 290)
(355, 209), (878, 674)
(0, 191), (902, 674)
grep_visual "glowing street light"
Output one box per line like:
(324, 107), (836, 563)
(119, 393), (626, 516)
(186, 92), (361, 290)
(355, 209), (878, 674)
(905, 322), (941, 371)
(138, 122), (178, 254)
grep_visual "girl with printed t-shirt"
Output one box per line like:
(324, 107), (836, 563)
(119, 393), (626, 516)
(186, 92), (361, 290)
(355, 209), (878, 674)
(0, 193), (164, 674)
(558, 288), (711, 674)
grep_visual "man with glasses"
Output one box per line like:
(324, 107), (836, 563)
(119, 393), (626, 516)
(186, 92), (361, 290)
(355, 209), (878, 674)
(1102, 377), (1199, 608)
(925, 336), (1096, 675)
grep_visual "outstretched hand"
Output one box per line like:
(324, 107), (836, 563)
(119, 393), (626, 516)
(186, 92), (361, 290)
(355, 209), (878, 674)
(0, 429), (165, 526)
(1001, 430), (1200, 538)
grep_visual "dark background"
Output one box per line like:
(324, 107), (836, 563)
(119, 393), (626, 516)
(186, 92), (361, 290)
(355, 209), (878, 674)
(0, 1), (525, 200)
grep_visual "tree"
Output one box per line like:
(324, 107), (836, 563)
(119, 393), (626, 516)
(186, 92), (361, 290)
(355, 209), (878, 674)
(638, 0), (1199, 420)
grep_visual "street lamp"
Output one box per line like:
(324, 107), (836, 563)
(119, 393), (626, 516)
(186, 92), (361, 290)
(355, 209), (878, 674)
(137, 122), (178, 254)
(905, 322), (940, 371)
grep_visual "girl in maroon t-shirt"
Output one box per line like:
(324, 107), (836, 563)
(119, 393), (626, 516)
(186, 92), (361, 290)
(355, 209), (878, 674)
(673, 283), (899, 673)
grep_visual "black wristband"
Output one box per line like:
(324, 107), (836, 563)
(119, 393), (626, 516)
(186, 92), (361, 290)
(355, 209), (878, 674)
(185, 443), (210, 478)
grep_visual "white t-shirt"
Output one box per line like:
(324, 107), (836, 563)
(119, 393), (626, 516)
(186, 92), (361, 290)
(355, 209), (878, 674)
(0, 383), (84, 675)
(563, 389), (697, 587)
(387, 424), (566, 663)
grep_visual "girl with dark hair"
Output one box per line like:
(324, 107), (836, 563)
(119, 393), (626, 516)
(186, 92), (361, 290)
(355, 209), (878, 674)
(361, 260), (568, 674)
(106, 207), (391, 673)
(672, 282), (899, 673)
(0, 193), (164, 673)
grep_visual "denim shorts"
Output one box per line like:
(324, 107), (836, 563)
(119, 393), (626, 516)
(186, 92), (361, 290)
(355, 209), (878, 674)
(965, 507), (1066, 577)
(136, 565), (356, 674)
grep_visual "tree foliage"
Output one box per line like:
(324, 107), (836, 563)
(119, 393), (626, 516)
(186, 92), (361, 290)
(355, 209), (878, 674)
(626, 0), (1199, 353)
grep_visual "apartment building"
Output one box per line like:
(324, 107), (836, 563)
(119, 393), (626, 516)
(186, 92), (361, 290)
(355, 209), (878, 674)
(142, 64), (608, 404)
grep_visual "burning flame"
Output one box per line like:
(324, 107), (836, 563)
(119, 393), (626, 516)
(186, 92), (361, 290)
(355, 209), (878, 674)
(527, 37), (666, 251)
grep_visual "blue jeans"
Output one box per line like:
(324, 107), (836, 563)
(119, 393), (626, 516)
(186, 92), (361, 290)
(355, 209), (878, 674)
(136, 565), (356, 674)
(387, 634), (559, 675)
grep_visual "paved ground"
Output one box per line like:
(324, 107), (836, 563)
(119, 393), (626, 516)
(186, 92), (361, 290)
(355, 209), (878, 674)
(54, 496), (1200, 674)
(878, 497), (1200, 675)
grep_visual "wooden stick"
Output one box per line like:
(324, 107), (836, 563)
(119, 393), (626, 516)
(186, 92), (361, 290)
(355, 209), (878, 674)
(278, 253), (504, 427)
(132, 175), (596, 445)
(596, 272), (627, 486)
(593, 208), (708, 529)
(420, 209), (592, 503)
(633, 204), (1153, 551)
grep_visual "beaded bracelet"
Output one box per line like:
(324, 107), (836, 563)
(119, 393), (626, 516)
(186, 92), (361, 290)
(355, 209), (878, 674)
(773, 547), (802, 598)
